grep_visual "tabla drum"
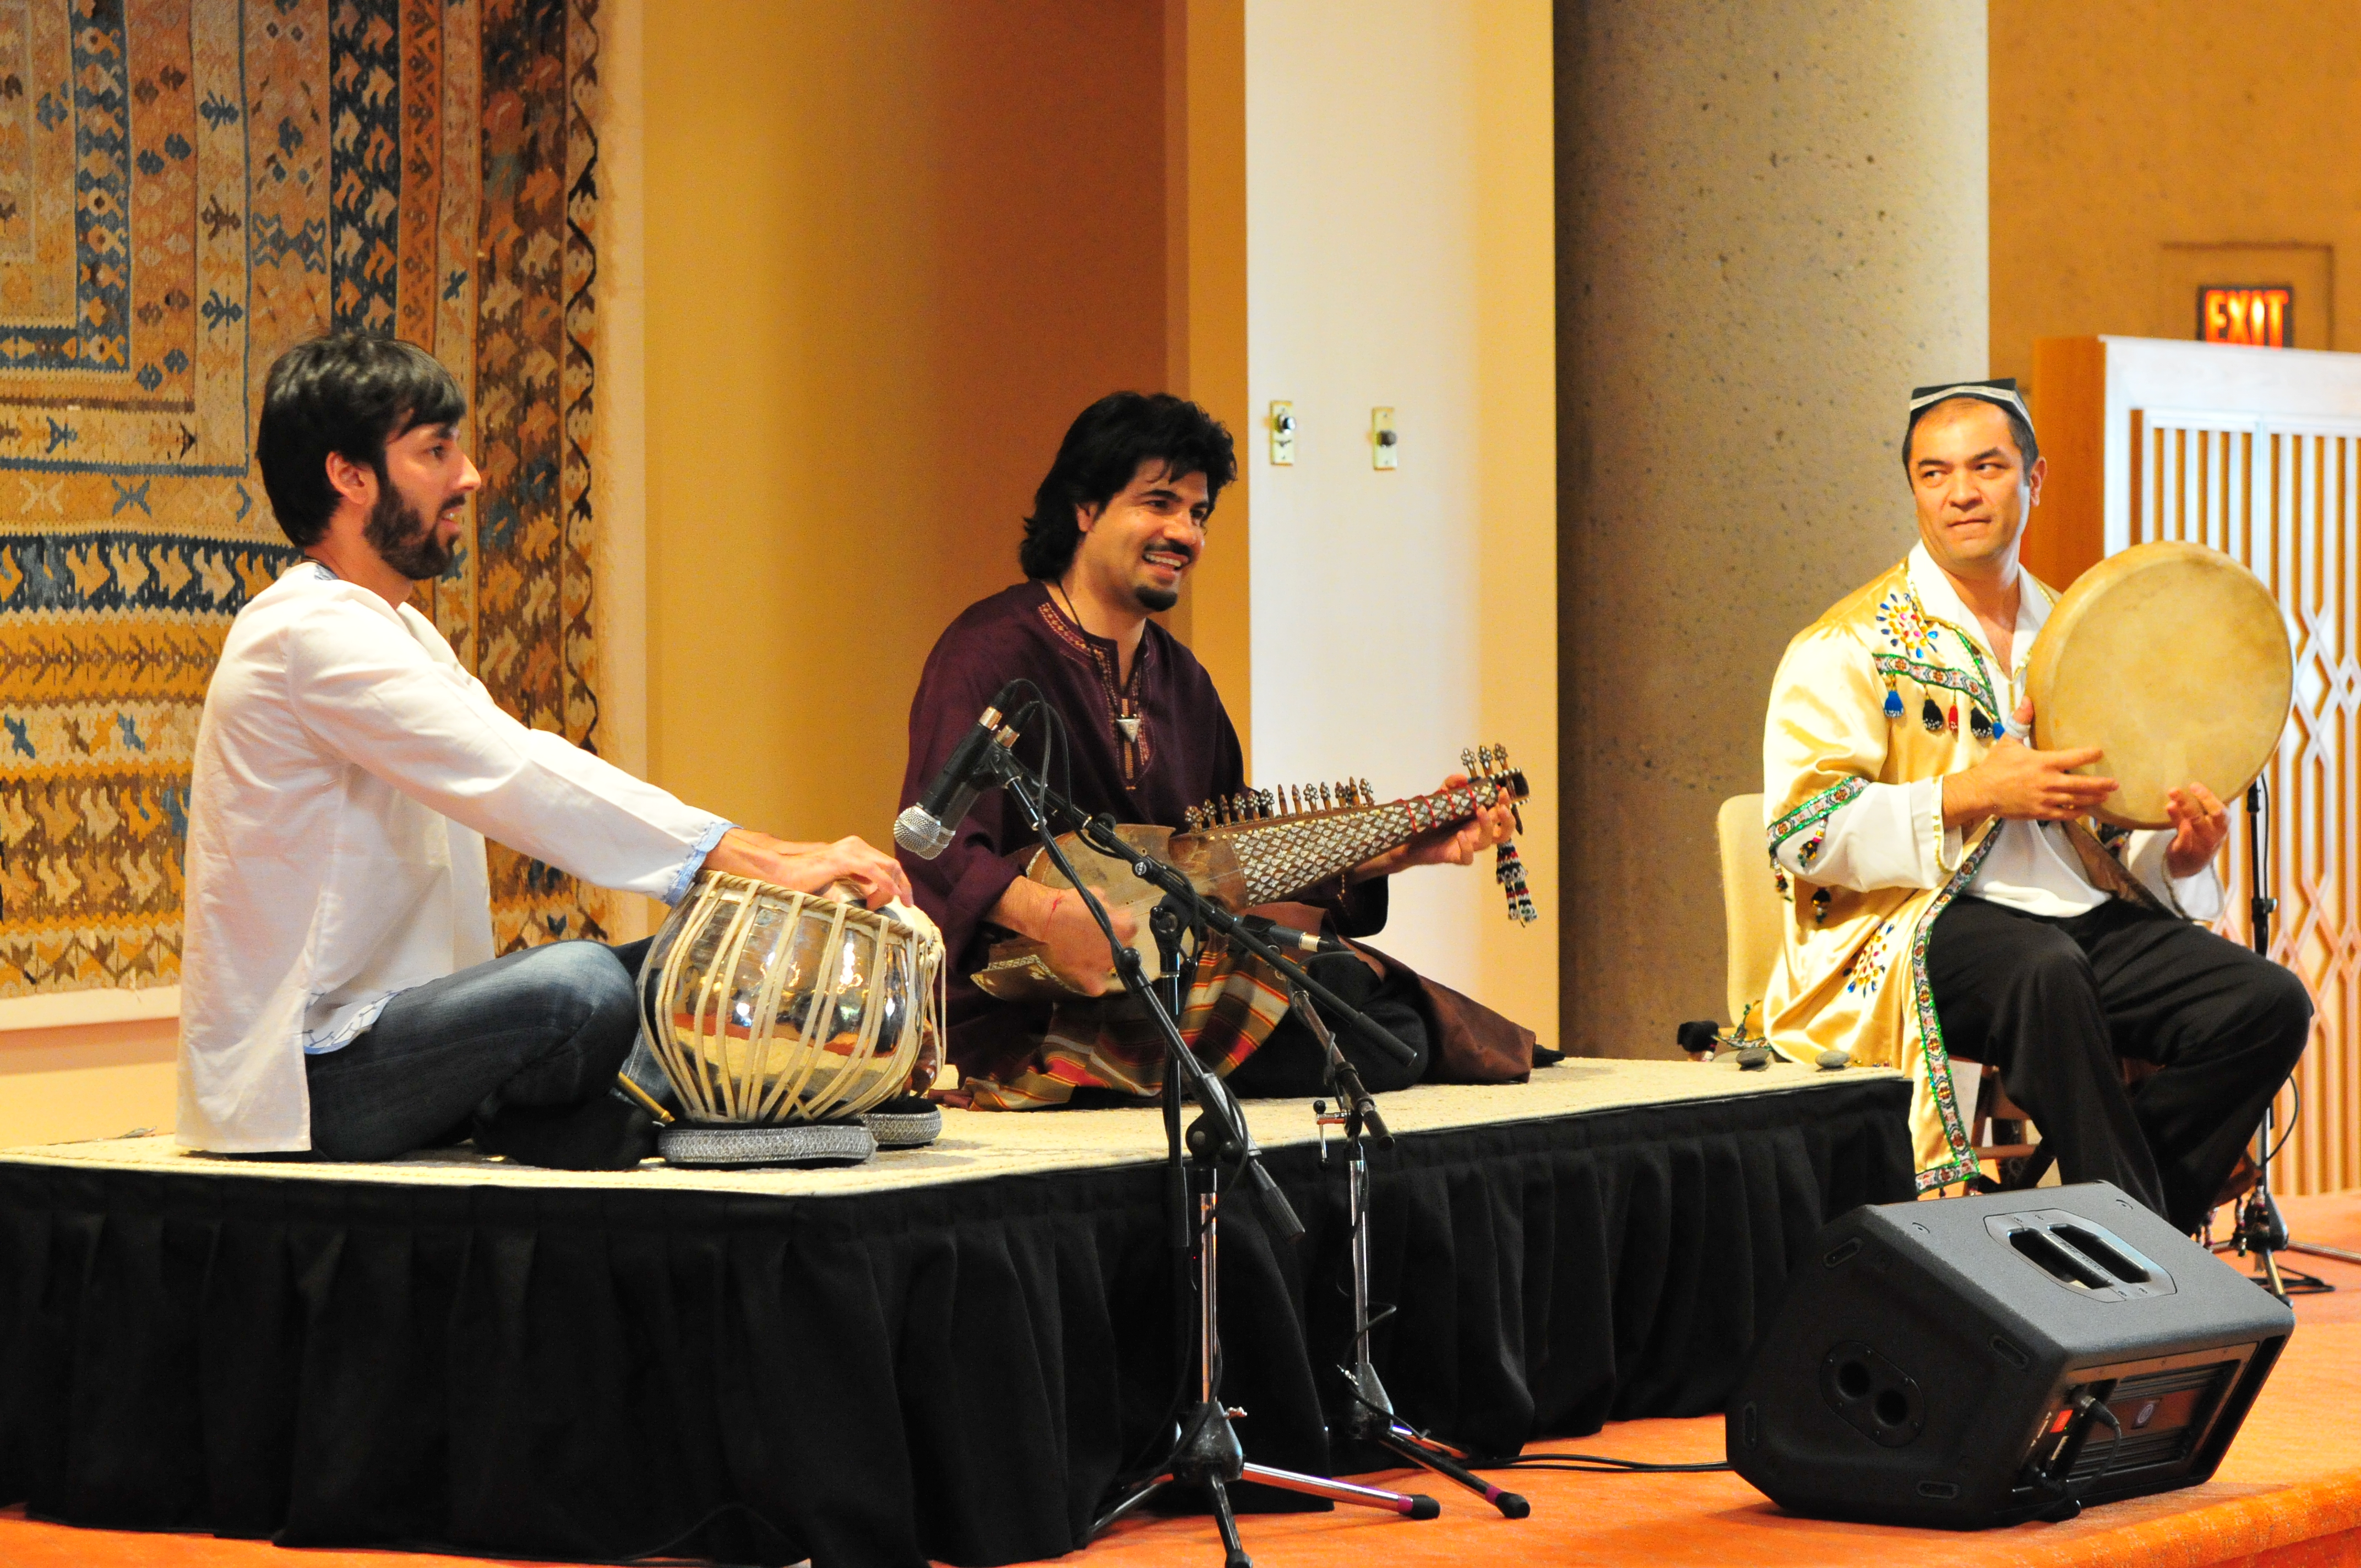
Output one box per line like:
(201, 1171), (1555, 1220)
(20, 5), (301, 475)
(2026, 540), (2292, 830)
(638, 872), (946, 1167)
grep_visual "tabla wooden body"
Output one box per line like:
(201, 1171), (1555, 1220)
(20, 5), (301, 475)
(637, 872), (945, 1166)
(2026, 540), (2292, 830)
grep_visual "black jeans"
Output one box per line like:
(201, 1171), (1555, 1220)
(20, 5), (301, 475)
(1925, 895), (2310, 1231)
(303, 937), (654, 1162)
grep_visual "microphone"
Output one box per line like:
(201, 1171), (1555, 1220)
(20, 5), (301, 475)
(894, 681), (1024, 859)
(1236, 915), (1347, 957)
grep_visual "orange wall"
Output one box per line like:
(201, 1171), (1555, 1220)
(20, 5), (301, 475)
(1992, 0), (2361, 385)
(642, 2), (1174, 841)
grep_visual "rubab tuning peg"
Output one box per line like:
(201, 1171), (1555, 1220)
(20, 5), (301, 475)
(1461, 747), (1479, 776)
(1360, 777), (1375, 804)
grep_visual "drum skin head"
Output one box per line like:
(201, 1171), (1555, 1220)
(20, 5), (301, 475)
(2026, 541), (2292, 830)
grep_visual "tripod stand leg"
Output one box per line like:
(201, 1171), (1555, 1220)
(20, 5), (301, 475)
(1090, 1474), (1174, 1540)
(1374, 1427), (1531, 1517)
(1238, 1462), (1441, 1519)
(1204, 1476), (1252, 1568)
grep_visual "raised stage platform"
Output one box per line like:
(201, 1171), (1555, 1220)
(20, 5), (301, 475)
(0, 1059), (1913, 1567)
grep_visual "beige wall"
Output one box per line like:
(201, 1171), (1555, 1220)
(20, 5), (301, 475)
(0, 993), (177, 1148)
(1244, 0), (1558, 1040)
(1557, 0), (1989, 1057)
(1992, 0), (2361, 385)
(641, 1), (1173, 843)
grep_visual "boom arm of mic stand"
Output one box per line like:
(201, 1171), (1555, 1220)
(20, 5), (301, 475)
(1285, 980), (1389, 1147)
(985, 755), (1304, 1243)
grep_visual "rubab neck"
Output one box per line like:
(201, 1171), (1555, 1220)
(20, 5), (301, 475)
(1192, 780), (1510, 907)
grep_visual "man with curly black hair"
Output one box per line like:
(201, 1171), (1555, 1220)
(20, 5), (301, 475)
(898, 393), (1532, 1110)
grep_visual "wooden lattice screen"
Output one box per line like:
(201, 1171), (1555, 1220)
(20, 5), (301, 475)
(2130, 411), (2361, 1194)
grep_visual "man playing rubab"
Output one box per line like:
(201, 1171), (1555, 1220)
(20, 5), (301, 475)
(897, 391), (1534, 1108)
(1758, 378), (2309, 1232)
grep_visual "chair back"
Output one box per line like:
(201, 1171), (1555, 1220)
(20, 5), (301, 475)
(1717, 793), (1786, 1028)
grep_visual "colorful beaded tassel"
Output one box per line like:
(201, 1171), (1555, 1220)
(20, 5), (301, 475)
(1496, 841), (1539, 925)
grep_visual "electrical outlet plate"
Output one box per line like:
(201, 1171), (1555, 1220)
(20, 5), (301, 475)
(1269, 400), (1296, 465)
(1371, 406), (1398, 470)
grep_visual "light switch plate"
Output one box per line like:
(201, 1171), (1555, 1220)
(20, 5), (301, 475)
(1371, 406), (1398, 470)
(1269, 400), (1296, 465)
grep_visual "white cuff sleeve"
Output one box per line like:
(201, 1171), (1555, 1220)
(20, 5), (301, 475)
(1769, 778), (1947, 892)
(2123, 829), (2226, 921)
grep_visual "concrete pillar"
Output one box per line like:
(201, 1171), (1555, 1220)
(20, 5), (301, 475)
(1555, 2), (1989, 1055)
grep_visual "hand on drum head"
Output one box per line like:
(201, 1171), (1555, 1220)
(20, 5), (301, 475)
(1941, 699), (2117, 827)
(2164, 783), (2231, 879)
(703, 828), (914, 908)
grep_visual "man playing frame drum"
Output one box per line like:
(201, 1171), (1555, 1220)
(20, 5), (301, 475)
(178, 335), (909, 1168)
(1757, 378), (2309, 1232)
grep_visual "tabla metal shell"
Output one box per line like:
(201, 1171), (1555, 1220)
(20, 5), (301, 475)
(638, 873), (944, 1133)
(2026, 541), (2293, 830)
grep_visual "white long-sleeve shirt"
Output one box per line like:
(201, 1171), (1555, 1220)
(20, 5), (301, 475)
(1770, 546), (2222, 921)
(177, 562), (727, 1152)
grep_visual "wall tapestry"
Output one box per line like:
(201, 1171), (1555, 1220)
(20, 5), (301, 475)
(0, 0), (610, 999)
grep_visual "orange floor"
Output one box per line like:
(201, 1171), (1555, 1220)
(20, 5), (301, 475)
(3, 1193), (2359, 1568)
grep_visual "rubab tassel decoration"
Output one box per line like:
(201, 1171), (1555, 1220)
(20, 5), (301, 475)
(1468, 745), (1541, 925)
(1495, 840), (1539, 925)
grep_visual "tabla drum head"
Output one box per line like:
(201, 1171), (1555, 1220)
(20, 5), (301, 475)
(2026, 541), (2292, 829)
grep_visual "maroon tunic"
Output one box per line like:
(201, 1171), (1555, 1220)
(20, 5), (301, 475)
(898, 582), (1255, 1077)
(900, 581), (1533, 1097)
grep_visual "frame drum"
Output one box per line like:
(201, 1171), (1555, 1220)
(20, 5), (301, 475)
(2026, 541), (2292, 830)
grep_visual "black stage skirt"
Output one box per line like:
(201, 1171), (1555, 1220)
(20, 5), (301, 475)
(0, 1076), (1911, 1567)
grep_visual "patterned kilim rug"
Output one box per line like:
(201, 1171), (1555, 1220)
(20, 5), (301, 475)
(0, 0), (612, 1001)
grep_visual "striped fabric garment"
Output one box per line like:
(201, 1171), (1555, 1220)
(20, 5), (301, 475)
(946, 937), (1294, 1110)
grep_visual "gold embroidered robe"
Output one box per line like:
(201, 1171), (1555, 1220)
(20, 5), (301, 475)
(1758, 559), (2025, 1191)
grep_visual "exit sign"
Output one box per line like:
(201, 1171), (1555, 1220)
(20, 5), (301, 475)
(2198, 285), (2294, 347)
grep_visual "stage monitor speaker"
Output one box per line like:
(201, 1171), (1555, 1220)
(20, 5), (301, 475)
(1727, 1182), (2293, 1528)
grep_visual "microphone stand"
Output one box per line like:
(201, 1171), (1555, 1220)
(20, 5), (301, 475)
(1293, 983), (1531, 1519)
(2220, 778), (2356, 1295)
(968, 748), (1439, 1566)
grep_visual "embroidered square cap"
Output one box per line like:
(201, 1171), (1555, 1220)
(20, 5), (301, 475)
(1905, 377), (2036, 447)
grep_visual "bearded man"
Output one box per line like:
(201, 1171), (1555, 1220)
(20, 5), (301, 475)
(899, 391), (1535, 1109)
(1758, 378), (2309, 1231)
(179, 334), (909, 1166)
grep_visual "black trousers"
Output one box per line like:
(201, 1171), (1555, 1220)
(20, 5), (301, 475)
(1221, 949), (1432, 1098)
(1925, 895), (2311, 1232)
